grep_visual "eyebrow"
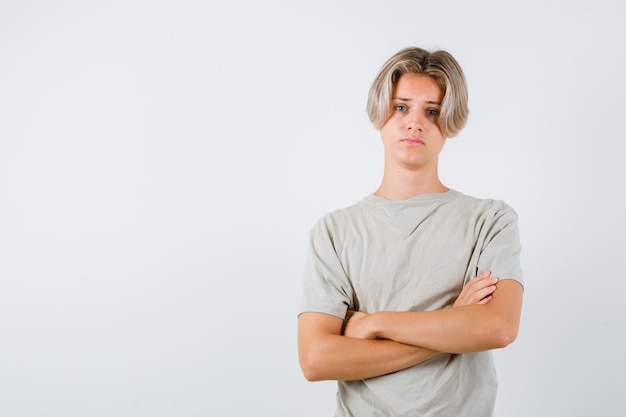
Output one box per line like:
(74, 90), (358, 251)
(392, 96), (442, 105)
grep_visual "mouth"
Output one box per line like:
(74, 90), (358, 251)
(401, 137), (425, 146)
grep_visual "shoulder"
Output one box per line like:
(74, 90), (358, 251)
(446, 192), (520, 233)
(309, 197), (370, 236)
(451, 191), (518, 217)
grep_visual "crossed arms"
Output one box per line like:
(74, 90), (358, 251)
(297, 271), (523, 381)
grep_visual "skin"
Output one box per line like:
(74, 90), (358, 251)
(376, 72), (448, 198)
(298, 272), (501, 381)
(298, 73), (524, 382)
(343, 278), (523, 354)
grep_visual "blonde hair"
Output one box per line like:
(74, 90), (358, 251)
(366, 47), (469, 138)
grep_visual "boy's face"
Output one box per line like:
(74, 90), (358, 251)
(379, 73), (446, 172)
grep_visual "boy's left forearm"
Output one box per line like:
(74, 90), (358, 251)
(351, 279), (523, 353)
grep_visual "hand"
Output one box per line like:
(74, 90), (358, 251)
(342, 310), (376, 339)
(453, 271), (499, 308)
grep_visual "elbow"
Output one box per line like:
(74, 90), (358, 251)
(492, 330), (518, 349)
(489, 320), (519, 349)
(301, 365), (323, 382)
(299, 348), (327, 382)
(300, 362), (326, 382)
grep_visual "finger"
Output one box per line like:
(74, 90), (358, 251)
(470, 275), (499, 291)
(470, 284), (497, 302)
(477, 295), (493, 305)
(466, 271), (491, 286)
(476, 270), (491, 280)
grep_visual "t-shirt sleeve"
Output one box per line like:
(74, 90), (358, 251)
(476, 202), (524, 287)
(298, 217), (355, 319)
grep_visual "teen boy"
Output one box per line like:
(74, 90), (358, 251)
(298, 47), (523, 416)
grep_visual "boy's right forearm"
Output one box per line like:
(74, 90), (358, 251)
(299, 333), (440, 381)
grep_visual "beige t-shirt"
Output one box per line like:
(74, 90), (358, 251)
(300, 190), (523, 417)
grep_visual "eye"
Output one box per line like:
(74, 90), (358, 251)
(426, 108), (440, 117)
(394, 104), (407, 112)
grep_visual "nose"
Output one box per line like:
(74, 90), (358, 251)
(406, 110), (425, 132)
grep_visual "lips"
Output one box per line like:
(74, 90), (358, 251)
(401, 137), (425, 146)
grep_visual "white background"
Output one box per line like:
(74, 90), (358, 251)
(1, 1), (625, 416)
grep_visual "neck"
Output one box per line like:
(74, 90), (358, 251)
(374, 163), (448, 200)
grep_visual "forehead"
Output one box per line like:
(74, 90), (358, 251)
(393, 73), (443, 101)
